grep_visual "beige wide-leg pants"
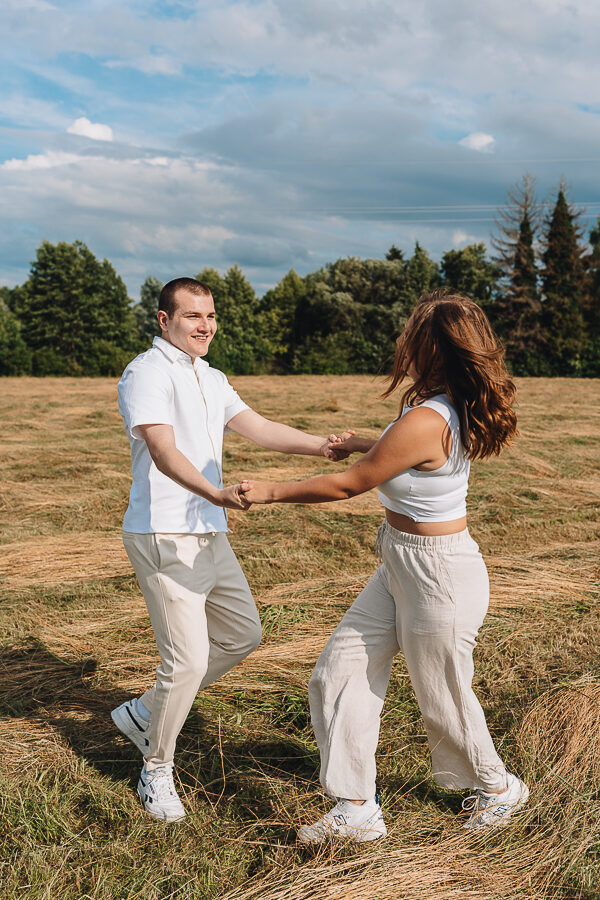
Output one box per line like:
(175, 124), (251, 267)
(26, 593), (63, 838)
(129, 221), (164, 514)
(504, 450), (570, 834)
(122, 531), (262, 771)
(308, 522), (507, 799)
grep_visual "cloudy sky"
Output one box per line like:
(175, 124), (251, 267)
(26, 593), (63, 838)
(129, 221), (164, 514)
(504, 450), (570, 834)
(1, 0), (599, 298)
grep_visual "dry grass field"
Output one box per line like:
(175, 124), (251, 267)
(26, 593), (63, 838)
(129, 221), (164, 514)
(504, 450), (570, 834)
(1, 375), (599, 899)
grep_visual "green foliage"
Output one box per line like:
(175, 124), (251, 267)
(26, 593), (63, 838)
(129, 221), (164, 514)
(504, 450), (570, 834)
(440, 242), (499, 308)
(579, 217), (600, 376)
(0, 299), (32, 375)
(495, 214), (545, 375)
(405, 241), (441, 299)
(385, 244), (405, 262)
(513, 214), (538, 295)
(540, 189), (587, 374)
(18, 241), (138, 376)
(2, 193), (599, 378)
(261, 269), (307, 370)
(135, 275), (162, 348)
(200, 265), (274, 374)
(490, 176), (546, 375)
(290, 256), (411, 374)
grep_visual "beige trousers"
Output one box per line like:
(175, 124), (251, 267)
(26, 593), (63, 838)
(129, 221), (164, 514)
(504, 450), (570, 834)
(122, 531), (262, 770)
(308, 522), (507, 799)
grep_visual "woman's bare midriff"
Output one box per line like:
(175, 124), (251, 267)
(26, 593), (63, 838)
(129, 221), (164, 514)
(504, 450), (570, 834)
(385, 508), (467, 536)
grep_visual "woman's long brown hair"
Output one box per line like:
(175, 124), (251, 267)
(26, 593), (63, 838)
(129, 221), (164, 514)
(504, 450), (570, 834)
(381, 290), (517, 459)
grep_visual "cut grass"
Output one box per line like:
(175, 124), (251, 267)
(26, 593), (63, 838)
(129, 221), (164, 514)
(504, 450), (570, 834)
(0, 375), (599, 898)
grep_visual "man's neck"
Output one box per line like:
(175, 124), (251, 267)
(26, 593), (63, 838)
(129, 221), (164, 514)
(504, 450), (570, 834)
(159, 334), (197, 362)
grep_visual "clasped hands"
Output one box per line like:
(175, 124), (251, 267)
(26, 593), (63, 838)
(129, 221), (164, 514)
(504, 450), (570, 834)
(224, 429), (359, 509)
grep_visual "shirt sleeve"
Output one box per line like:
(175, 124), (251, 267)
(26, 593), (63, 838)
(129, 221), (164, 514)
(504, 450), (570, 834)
(220, 372), (250, 428)
(118, 364), (175, 439)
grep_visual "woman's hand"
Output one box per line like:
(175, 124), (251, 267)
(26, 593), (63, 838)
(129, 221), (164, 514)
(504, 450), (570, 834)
(239, 480), (276, 504)
(328, 433), (376, 458)
(218, 484), (252, 510)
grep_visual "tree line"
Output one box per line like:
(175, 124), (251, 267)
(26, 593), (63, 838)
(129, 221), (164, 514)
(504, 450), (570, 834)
(1, 176), (598, 377)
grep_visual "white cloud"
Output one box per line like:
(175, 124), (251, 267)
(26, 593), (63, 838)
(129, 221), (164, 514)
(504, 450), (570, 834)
(104, 54), (182, 77)
(452, 230), (478, 247)
(67, 117), (114, 142)
(2, 151), (81, 171)
(2, 0), (600, 294)
(3, 0), (55, 8)
(458, 132), (495, 153)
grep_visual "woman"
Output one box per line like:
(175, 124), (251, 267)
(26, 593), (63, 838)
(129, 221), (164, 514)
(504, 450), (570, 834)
(241, 291), (529, 842)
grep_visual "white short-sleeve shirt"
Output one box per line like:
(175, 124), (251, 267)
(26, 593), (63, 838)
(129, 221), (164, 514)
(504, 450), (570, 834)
(118, 336), (250, 533)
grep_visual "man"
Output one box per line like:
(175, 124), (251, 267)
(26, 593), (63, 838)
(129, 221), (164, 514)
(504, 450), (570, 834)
(114, 276), (346, 822)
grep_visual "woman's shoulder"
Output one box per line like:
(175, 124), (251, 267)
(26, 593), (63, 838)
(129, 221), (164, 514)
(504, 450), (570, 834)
(403, 393), (455, 424)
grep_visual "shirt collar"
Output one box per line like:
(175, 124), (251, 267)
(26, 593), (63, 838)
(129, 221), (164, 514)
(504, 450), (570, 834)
(152, 336), (209, 370)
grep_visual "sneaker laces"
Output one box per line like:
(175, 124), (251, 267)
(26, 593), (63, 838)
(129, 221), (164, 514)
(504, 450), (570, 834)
(147, 766), (178, 802)
(461, 792), (481, 814)
(462, 786), (513, 822)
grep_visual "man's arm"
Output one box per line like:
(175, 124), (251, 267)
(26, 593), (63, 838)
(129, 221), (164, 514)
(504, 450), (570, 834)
(226, 408), (341, 457)
(138, 424), (249, 510)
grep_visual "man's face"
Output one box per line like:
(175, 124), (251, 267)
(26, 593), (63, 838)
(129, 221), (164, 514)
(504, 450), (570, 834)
(157, 290), (217, 359)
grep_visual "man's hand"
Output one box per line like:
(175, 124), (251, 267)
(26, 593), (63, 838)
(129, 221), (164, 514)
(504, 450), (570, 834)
(218, 484), (252, 510)
(320, 429), (356, 460)
(239, 481), (275, 504)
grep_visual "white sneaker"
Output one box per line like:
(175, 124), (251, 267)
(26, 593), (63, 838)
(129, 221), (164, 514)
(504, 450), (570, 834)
(462, 772), (529, 830)
(111, 699), (150, 755)
(298, 796), (387, 844)
(137, 765), (186, 822)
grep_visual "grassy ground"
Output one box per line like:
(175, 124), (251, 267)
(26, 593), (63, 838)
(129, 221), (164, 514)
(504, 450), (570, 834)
(0, 375), (599, 899)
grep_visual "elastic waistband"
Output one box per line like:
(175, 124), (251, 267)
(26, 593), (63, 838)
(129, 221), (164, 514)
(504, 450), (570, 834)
(378, 519), (474, 550)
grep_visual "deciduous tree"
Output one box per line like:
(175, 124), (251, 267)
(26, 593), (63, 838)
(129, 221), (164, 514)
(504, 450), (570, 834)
(440, 243), (499, 308)
(0, 299), (31, 375)
(135, 275), (162, 347)
(18, 241), (137, 375)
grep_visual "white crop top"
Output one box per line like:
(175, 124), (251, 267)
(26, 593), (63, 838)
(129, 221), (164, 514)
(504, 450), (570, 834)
(377, 394), (470, 522)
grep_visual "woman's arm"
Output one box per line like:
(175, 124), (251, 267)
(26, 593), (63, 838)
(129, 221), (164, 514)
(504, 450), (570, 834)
(331, 434), (377, 455)
(241, 407), (447, 504)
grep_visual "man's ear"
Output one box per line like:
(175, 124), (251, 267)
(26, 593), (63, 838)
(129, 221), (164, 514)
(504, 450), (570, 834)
(157, 310), (169, 331)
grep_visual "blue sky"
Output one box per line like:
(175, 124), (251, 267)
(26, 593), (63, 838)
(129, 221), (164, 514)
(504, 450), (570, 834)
(1, 0), (599, 298)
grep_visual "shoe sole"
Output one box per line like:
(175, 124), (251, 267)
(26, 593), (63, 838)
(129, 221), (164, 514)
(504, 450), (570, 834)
(136, 786), (186, 823)
(111, 704), (149, 755)
(298, 824), (387, 844)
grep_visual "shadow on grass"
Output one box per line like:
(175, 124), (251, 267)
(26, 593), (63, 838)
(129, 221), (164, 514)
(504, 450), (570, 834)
(0, 638), (317, 828)
(0, 638), (471, 842)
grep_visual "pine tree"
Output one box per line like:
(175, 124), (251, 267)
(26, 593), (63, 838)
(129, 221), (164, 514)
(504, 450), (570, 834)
(490, 174), (544, 373)
(580, 217), (600, 375)
(405, 242), (441, 302)
(540, 185), (586, 374)
(197, 265), (271, 374)
(385, 245), (405, 262)
(261, 269), (306, 371)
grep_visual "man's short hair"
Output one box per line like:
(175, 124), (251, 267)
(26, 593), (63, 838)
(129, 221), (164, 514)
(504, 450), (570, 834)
(158, 277), (212, 318)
